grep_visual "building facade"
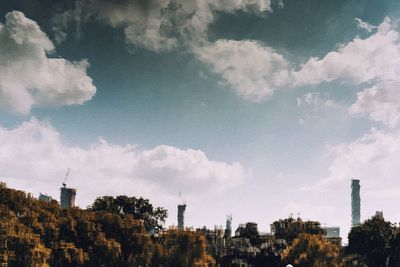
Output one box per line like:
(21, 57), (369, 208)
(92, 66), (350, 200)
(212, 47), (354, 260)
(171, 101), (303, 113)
(351, 179), (361, 227)
(60, 185), (76, 209)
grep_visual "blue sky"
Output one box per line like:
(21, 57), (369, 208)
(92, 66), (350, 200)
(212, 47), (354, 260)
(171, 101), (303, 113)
(1, 0), (400, 240)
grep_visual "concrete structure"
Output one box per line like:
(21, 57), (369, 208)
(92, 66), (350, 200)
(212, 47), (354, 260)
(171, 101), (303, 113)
(177, 204), (186, 230)
(323, 227), (340, 238)
(60, 184), (76, 209)
(39, 193), (53, 202)
(351, 179), (361, 227)
(323, 227), (342, 246)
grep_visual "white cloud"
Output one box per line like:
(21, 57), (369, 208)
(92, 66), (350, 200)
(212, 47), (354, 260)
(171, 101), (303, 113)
(296, 92), (344, 111)
(293, 18), (399, 86)
(0, 11), (96, 114)
(296, 92), (345, 122)
(282, 18), (400, 237)
(0, 119), (249, 207)
(303, 129), (400, 213)
(194, 39), (291, 101)
(52, 0), (275, 52)
(350, 81), (400, 128)
(191, 17), (400, 103)
(329, 129), (400, 189)
(52, 4), (400, 126)
(291, 18), (400, 128)
(355, 18), (377, 33)
(297, 129), (400, 240)
(297, 92), (326, 107)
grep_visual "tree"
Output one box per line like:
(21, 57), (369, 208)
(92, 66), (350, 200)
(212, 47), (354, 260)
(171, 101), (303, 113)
(347, 215), (395, 266)
(0, 183), (214, 266)
(272, 217), (325, 244)
(89, 195), (168, 232)
(282, 233), (342, 267)
(235, 222), (261, 245)
(388, 228), (400, 266)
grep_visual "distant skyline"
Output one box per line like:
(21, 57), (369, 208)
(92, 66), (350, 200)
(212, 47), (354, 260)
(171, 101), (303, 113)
(1, 0), (400, 240)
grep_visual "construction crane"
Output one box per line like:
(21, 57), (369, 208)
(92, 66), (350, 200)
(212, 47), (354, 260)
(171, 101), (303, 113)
(179, 191), (186, 205)
(62, 168), (70, 187)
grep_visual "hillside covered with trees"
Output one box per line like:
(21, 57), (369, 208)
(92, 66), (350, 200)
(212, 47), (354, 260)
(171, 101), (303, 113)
(0, 182), (214, 266)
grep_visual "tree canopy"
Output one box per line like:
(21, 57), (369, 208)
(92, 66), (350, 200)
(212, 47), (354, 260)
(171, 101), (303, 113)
(235, 222), (261, 245)
(89, 195), (168, 232)
(0, 182), (213, 266)
(282, 233), (342, 267)
(347, 214), (397, 266)
(272, 217), (325, 244)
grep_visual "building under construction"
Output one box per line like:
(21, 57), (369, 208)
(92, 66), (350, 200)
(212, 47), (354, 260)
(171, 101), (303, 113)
(60, 168), (76, 209)
(224, 215), (232, 239)
(351, 179), (361, 227)
(177, 204), (186, 230)
(60, 184), (76, 209)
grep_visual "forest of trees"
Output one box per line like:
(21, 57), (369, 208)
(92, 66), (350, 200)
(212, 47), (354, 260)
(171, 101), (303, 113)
(271, 216), (400, 266)
(89, 195), (168, 233)
(0, 182), (399, 266)
(346, 215), (400, 266)
(0, 182), (214, 266)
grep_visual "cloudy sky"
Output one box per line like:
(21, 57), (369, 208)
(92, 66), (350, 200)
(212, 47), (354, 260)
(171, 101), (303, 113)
(1, 0), (400, 240)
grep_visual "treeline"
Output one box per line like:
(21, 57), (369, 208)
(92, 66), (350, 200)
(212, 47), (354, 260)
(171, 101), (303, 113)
(214, 218), (340, 266)
(1, 182), (400, 267)
(0, 183), (214, 266)
(215, 216), (400, 266)
(275, 216), (400, 266)
(346, 215), (400, 266)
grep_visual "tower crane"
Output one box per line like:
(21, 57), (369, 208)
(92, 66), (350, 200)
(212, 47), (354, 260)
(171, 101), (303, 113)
(62, 168), (70, 187)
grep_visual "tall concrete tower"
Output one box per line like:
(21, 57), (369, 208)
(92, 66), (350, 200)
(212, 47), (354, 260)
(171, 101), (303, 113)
(60, 184), (76, 209)
(177, 204), (186, 230)
(351, 179), (361, 227)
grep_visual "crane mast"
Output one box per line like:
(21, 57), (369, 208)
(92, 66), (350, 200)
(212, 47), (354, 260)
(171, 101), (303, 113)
(62, 168), (70, 187)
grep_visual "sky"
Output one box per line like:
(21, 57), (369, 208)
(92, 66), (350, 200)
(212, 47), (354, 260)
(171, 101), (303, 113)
(1, 0), (400, 241)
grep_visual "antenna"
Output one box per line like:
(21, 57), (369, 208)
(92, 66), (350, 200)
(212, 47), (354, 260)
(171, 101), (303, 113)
(62, 168), (70, 187)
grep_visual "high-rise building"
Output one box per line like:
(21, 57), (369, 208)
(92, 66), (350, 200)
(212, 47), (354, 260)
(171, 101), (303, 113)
(60, 184), (76, 209)
(224, 215), (232, 239)
(177, 204), (186, 230)
(351, 179), (361, 227)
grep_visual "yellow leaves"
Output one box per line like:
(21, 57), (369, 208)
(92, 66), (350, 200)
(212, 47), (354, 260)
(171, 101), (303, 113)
(54, 241), (89, 265)
(0, 183), (216, 266)
(282, 234), (342, 267)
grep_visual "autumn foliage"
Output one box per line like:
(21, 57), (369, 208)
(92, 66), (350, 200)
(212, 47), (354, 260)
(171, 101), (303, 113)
(0, 182), (215, 266)
(282, 233), (342, 267)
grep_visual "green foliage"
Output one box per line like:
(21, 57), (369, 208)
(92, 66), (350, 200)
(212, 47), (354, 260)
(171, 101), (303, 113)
(282, 233), (342, 267)
(272, 217), (325, 244)
(235, 222), (261, 245)
(89, 195), (168, 232)
(159, 230), (215, 267)
(388, 228), (400, 266)
(347, 214), (396, 266)
(0, 182), (214, 266)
